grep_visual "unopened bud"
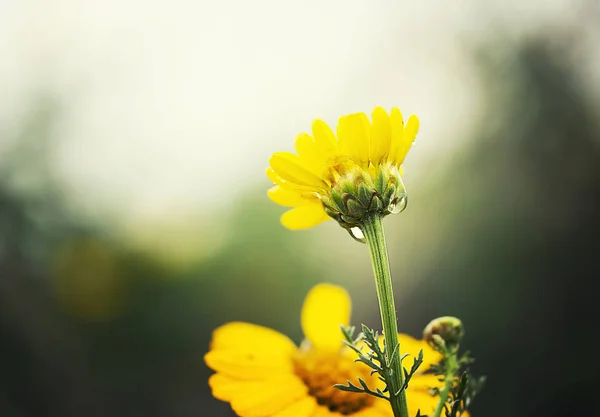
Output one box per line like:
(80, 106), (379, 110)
(423, 316), (464, 353)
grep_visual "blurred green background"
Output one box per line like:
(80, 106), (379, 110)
(1, 1), (599, 417)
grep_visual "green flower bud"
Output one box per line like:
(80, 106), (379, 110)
(423, 316), (464, 353)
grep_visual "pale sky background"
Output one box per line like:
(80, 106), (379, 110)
(0, 0), (592, 227)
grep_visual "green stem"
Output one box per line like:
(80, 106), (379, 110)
(432, 353), (459, 417)
(361, 214), (408, 417)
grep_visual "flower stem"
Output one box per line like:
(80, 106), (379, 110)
(361, 214), (408, 417)
(432, 353), (459, 417)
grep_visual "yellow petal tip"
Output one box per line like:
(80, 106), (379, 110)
(301, 283), (351, 350)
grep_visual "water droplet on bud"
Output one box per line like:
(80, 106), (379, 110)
(348, 227), (366, 243)
(390, 196), (408, 214)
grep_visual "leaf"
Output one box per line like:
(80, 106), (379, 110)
(334, 382), (362, 393)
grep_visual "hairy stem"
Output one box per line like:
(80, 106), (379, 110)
(361, 214), (408, 417)
(432, 353), (459, 417)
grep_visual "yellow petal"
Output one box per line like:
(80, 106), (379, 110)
(269, 152), (325, 189)
(294, 132), (329, 173)
(406, 373), (444, 393)
(312, 405), (335, 417)
(373, 398), (397, 415)
(281, 204), (330, 230)
(208, 373), (244, 402)
(206, 322), (297, 380)
(397, 333), (443, 371)
(294, 132), (314, 157)
(231, 376), (307, 417)
(389, 107), (405, 165)
(268, 186), (310, 208)
(311, 119), (338, 156)
(267, 167), (316, 193)
(273, 396), (317, 417)
(406, 389), (438, 417)
(210, 322), (297, 354)
(396, 114), (419, 165)
(337, 112), (371, 163)
(301, 283), (351, 350)
(295, 127), (340, 174)
(375, 333), (442, 373)
(212, 374), (308, 417)
(370, 107), (392, 164)
(266, 167), (283, 185)
(353, 406), (392, 417)
(406, 375), (470, 417)
(204, 349), (294, 380)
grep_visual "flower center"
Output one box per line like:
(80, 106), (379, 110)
(293, 348), (375, 415)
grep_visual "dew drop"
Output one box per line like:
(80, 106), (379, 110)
(348, 227), (366, 243)
(390, 195), (408, 214)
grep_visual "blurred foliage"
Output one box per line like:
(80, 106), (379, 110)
(1, 25), (600, 417)
(386, 32), (600, 416)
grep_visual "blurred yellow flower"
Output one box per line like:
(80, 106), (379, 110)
(267, 107), (419, 230)
(205, 284), (442, 417)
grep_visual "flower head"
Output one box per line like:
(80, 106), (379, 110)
(267, 107), (419, 231)
(205, 284), (442, 417)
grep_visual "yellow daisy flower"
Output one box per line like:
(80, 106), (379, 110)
(267, 107), (419, 230)
(205, 284), (442, 417)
